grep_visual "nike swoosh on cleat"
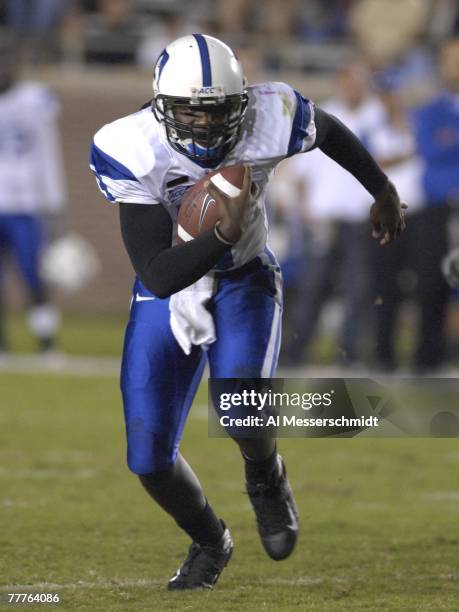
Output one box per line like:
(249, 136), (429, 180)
(135, 293), (155, 302)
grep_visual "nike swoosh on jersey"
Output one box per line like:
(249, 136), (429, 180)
(135, 293), (155, 302)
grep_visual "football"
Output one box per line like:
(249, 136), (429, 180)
(176, 165), (246, 243)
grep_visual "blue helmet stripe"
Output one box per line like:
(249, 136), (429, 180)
(156, 49), (169, 83)
(193, 34), (212, 87)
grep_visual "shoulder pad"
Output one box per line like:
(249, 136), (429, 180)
(93, 112), (156, 179)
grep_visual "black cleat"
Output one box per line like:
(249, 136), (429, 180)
(246, 455), (299, 561)
(167, 522), (233, 590)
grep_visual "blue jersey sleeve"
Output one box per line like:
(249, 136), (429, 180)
(287, 91), (316, 157)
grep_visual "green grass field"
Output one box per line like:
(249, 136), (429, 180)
(5, 310), (399, 364)
(1, 370), (459, 611)
(4, 312), (126, 357)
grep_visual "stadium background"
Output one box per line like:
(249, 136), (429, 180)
(2, 0), (458, 369)
(0, 0), (450, 306)
(2, 1), (459, 610)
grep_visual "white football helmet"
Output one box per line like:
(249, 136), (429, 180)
(152, 34), (248, 165)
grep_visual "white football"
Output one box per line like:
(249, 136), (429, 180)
(40, 233), (101, 293)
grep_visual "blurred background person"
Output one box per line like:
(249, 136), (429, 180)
(350, 0), (436, 102)
(0, 33), (66, 353)
(411, 37), (459, 371)
(367, 72), (425, 371)
(216, 0), (299, 39)
(83, 0), (144, 64)
(429, 0), (459, 45)
(3, 0), (72, 63)
(296, 1), (351, 42)
(277, 60), (385, 367)
(136, 11), (201, 71)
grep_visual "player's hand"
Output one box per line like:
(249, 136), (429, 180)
(207, 165), (252, 243)
(370, 180), (408, 246)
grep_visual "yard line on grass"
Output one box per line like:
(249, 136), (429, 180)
(421, 491), (459, 502)
(0, 354), (120, 377)
(267, 577), (325, 586)
(1, 578), (171, 590)
(1, 354), (457, 378)
(1, 499), (34, 508)
(1, 576), (328, 591)
(351, 502), (390, 511)
(0, 466), (98, 479)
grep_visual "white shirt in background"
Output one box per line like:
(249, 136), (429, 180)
(0, 81), (66, 215)
(276, 96), (385, 223)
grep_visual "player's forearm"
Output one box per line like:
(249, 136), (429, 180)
(119, 203), (230, 298)
(314, 106), (388, 197)
(141, 233), (229, 298)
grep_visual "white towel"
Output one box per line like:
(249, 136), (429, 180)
(169, 273), (216, 355)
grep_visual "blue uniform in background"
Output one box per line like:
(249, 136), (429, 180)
(414, 92), (459, 205)
(411, 91), (459, 369)
(0, 215), (44, 295)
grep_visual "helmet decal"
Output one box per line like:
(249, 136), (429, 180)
(154, 49), (169, 85)
(193, 34), (212, 87)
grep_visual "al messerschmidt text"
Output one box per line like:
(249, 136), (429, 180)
(219, 415), (380, 428)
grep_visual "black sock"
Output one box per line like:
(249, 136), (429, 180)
(176, 500), (224, 548)
(244, 446), (278, 483)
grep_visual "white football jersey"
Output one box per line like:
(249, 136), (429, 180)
(91, 81), (316, 270)
(0, 82), (66, 214)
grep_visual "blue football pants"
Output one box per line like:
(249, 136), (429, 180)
(0, 214), (45, 296)
(120, 258), (282, 475)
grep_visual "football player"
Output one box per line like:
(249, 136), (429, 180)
(0, 36), (65, 353)
(90, 34), (406, 590)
